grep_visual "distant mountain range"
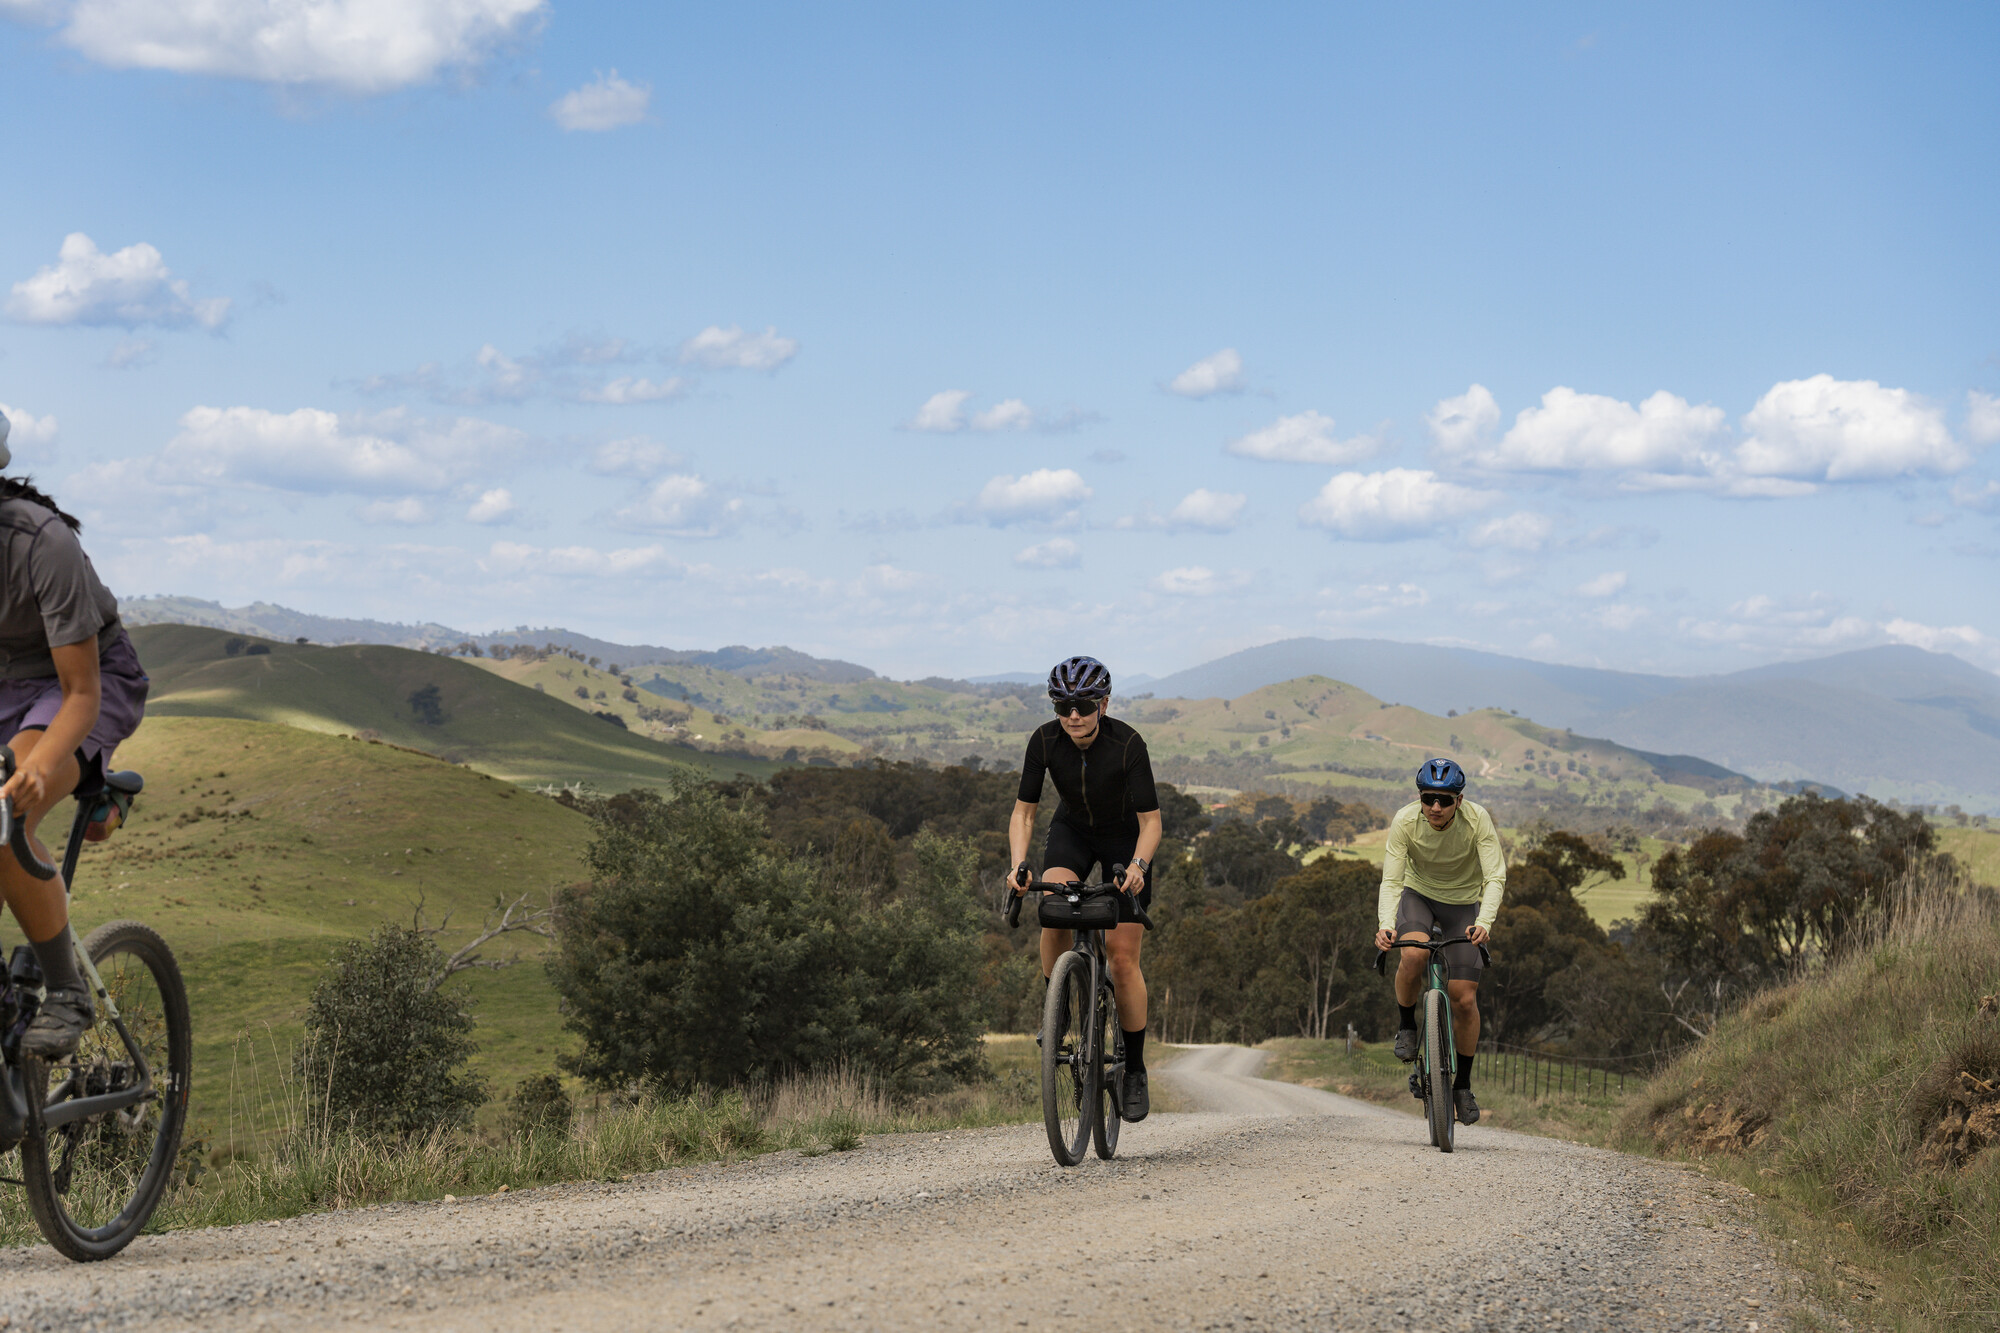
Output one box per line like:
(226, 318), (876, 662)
(122, 599), (2000, 812)
(1147, 638), (2000, 812)
(121, 596), (877, 684)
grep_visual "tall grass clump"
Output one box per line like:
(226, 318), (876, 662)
(1622, 863), (2000, 1330)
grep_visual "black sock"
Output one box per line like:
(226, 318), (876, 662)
(1398, 1004), (1417, 1031)
(1122, 1025), (1147, 1073)
(1454, 1052), (1474, 1091)
(30, 924), (82, 994)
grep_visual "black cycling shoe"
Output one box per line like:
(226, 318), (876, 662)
(1454, 1087), (1481, 1125)
(1121, 1069), (1150, 1122)
(21, 988), (93, 1059)
(1393, 1028), (1420, 1062)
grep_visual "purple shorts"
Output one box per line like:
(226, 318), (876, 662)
(0, 631), (149, 767)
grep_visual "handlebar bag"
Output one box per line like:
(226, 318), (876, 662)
(1037, 890), (1120, 931)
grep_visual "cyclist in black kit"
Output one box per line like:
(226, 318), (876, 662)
(1007, 655), (1161, 1120)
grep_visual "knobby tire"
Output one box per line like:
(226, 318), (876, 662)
(1041, 951), (1095, 1167)
(21, 919), (192, 1261)
(1424, 987), (1455, 1153)
(1092, 983), (1120, 1161)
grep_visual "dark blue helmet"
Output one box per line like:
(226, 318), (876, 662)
(1048, 655), (1111, 700)
(1416, 757), (1466, 792)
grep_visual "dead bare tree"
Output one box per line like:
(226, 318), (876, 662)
(408, 889), (555, 987)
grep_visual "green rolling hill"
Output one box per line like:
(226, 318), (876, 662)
(130, 623), (780, 791)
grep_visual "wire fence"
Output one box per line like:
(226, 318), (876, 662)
(1479, 1039), (1689, 1100)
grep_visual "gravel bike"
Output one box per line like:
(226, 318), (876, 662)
(0, 747), (190, 1260)
(1005, 871), (1153, 1167)
(1376, 924), (1487, 1153)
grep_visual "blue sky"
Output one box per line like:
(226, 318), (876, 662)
(1, 2), (1996, 681)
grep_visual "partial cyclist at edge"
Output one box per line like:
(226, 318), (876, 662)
(0, 410), (150, 1058)
(1373, 757), (1505, 1126)
(1007, 655), (1161, 1122)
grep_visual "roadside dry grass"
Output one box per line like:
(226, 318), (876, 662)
(0, 1037), (1044, 1245)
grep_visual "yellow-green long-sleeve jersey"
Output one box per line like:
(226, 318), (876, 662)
(1376, 799), (1507, 932)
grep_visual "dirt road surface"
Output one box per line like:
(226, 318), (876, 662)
(1, 1045), (1816, 1332)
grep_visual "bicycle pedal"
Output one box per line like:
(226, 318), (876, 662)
(1408, 1072), (1424, 1101)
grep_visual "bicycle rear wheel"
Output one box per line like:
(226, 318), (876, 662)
(21, 920), (192, 1261)
(1092, 983), (1121, 1161)
(1041, 951), (1095, 1167)
(1423, 987), (1455, 1153)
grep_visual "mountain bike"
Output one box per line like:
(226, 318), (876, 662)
(0, 747), (190, 1260)
(1005, 871), (1153, 1167)
(1376, 925), (1487, 1153)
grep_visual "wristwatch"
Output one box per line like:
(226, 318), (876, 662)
(1131, 856), (1151, 874)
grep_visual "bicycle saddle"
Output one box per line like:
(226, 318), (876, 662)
(104, 771), (144, 795)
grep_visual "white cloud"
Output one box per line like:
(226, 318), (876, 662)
(1473, 387), (1727, 473)
(906, 390), (970, 433)
(357, 497), (431, 525)
(1968, 391), (2000, 447)
(0, 402), (58, 446)
(1883, 618), (1989, 655)
(589, 437), (683, 478)
(1226, 411), (1375, 465)
(1297, 468), (1493, 540)
(6, 233), (230, 330)
(1952, 480), (2000, 513)
(1167, 348), (1243, 399)
(1468, 511), (1553, 551)
(1737, 375), (1968, 481)
(610, 474), (742, 537)
(482, 540), (673, 578)
(970, 399), (1035, 432)
(162, 405), (524, 494)
(103, 337), (158, 369)
(1577, 570), (1628, 598)
(550, 69), (650, 131)
(1167, 488), (1246, 532)
(467, 488), (515, 524)
(1015, 538), (1080, 569)
(1424, 384), (1500, 452)
(1151, 566), (1249, 597)
(678, 324), (798, 371)
(1596, 604), (1648, 631)
(51, 0), (544, 92)
(973, 468), (1092, 524)
(575, 375), (685, 405)
(1351, 582), (1430, 610)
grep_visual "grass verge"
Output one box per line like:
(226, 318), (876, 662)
(0, 1037), (1042, 1245)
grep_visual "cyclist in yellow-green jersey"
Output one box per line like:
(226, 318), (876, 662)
(1372, 757), (1505, 1126)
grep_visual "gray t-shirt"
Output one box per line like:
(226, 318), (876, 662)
(0, 499), (121, 680)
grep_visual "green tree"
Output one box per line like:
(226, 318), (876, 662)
(1483, 833), (1625, 1046)
(297, 925), (486, 1136)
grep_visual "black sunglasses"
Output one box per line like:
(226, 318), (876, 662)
(1051, 696), (1101, 717)
(1419, 792), (1458, 808)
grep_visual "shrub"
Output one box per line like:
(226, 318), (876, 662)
(297, 925), (486, 1137)
(504, 1073), (574, 1137)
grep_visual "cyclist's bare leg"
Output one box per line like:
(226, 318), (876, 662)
(1104, 921), (1146, 1027)
(1036, 864), (1082, 978)
(1392, 931), (1429, 1008)
(1448, 979), (1480, 1056)
(0, 728), (79, 940)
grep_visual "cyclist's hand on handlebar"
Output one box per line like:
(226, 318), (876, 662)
(0, 758), (52, 814)
(1467, 924), (1490, 946)
(1011, 861), (1031, 892)
(1374, 928), (1395, 952)
(1115, 863), (1144, 895)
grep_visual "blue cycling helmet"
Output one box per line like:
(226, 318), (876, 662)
(1416, 757), (1466, 792)
(1048, 655), (1112, 699)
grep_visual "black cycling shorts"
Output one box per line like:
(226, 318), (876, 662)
(1394, 889), (1483, 982)
(1043, 819), (1152, 925)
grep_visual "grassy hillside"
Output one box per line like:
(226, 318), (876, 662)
(132, 623), (778, 791)
(1624, 882), (2000, 1329)
(62, 716), (589, 1137)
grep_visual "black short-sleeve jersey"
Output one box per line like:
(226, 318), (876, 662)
(1016, 716), (1160, 834)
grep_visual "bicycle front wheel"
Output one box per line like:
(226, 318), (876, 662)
(1423, 987), (1455, 1153)
(1092, 983), (1121, 1161)
(1041, 951), (1095, 1167)
(21, 919), (192, 1261)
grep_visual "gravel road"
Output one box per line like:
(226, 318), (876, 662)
(0, 1045), (1825, 1333)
